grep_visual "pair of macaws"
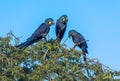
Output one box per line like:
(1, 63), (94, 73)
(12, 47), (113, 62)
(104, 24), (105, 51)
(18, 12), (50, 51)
(16, 15), (88, 63)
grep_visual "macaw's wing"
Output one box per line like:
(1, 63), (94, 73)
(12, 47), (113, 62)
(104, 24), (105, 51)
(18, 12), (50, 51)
(32, 23), (49, 39)
(56, 20), (61, 36)
(77, 33), (88, 53)
(78, 33), (88, 48)
(74, 33), (88, 48)
(77, 33), (86, 42)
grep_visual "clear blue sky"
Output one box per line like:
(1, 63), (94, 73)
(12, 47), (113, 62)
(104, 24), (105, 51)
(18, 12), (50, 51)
(0, 0), (120, 70)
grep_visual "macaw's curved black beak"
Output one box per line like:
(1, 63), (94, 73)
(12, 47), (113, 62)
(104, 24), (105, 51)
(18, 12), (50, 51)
(66, 17), (68, 22)
(52, 21), (55, 25)
(68, 33), (72, 38)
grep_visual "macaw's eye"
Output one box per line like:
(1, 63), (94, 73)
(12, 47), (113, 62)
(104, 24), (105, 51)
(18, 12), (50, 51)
(48, 21), (52, 25)
(62, 17), (66, 22)
(48, 20), (54, 25)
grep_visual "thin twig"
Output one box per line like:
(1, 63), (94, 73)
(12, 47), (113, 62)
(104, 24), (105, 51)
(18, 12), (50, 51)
(62, 37), (69, 45)
(10, 32), (21, 41)
(70, 40), (116, 72)
(82, 54), (116, 71)
(43, 49), (49, 60)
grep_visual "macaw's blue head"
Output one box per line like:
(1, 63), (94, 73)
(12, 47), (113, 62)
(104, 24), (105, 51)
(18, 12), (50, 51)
(59, 14), (68, 23)
(68, 30), (77, 38)
(45, 18), (55, 26)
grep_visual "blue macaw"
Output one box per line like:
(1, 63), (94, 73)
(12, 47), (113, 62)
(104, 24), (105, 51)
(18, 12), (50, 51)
(68, 30), (88, 63)
(55, 14), (68, 42)
(16, 18), (54, 49)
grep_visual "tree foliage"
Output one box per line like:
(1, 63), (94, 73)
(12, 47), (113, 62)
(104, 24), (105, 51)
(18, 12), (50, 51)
(0, 32), (120, 81)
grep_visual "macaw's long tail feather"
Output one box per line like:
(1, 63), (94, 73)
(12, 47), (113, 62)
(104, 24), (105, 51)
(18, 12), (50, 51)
(83, 53), (87, 64)
(16, 36), (34, 49)
(81, 46), (88, 64)
(16, 41), (29, 49)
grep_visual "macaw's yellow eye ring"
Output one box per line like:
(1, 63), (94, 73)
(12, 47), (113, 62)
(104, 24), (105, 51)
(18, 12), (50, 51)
(48, 21), (52, 25)
(62, 18), (66, 21)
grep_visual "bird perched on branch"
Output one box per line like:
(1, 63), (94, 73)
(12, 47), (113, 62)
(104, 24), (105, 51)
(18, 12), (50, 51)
(16, 18), (54, 49)
(68, 30), (88, 63)
(55, 14), (68, 43)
